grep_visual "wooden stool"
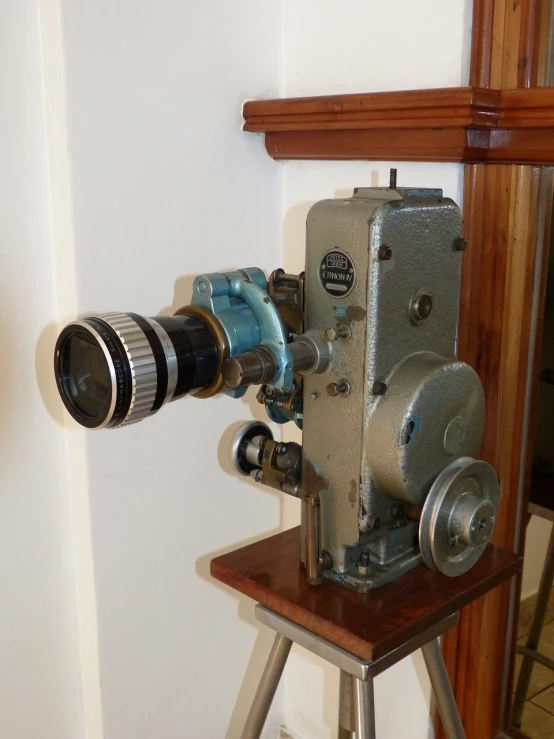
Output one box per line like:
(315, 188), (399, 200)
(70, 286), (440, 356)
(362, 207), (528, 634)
(211, 528), (521, 739)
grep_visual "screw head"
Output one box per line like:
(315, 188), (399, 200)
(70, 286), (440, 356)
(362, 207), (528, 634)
(378, 245), (393, 261)
(327, 380), (351, 397)
(372, 381), (387, 396)
(453, 236), (468, 252)
(325, 325), (351, 341)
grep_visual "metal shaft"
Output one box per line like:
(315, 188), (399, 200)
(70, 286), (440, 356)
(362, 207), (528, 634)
(241, 633), (292, 739)
(304, 494), (322, 585)
(223, 347), (278, 389)
(421, 638), (466, 739)
(513, 522), (554, 727)
(354, 678), (376, 739)
(223, 340), (318, 389)
(339, 670), (355, 735)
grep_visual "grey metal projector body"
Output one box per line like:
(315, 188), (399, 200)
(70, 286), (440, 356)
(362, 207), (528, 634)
(300, 187), (486, 591)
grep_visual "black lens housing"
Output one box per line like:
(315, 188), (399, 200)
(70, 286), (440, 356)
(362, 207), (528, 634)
(56, 318), (132, 429)
(54, 313), (218, 429)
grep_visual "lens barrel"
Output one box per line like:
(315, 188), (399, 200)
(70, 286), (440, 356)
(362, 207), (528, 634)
(54, 311), (218, 429)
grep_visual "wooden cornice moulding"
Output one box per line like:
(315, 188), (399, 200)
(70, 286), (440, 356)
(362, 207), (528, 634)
(500, 88), (554, 127)
(243, 87), (500, 132)
(244, 87), (500, 131)
(243, 85), (554, 164)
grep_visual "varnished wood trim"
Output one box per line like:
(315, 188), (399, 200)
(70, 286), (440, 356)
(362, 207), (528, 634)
(537, 0), (554, 86)
(264, 128), (489, 163)
(264, 125), (554, 166)
(245, 86), (554, 164)
(517, 0), (543, 88)
(244, 87), (500, 132)
(440, 0), (547, 735)
(470, 0), (496, 87)
(501, 88), (554, 126)
(440, 164), (543, 739)
(489, 128), (554, 163)
(245, 87), (554, 134)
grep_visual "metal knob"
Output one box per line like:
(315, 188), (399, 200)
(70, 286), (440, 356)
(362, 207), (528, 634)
(229, 421), (273, 476)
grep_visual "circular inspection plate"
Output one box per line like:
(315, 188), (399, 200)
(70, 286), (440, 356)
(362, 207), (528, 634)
(419, 457), (500, 577)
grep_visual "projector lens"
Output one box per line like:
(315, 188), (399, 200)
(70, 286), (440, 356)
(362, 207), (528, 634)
(54, 311), (219, 429)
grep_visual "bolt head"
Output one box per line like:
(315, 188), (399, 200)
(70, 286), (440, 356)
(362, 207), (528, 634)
(453, 236), (468, 252)
(327, 380), (351, 397)
(378, 245), (393, 261)
(325, 325), (351, 341)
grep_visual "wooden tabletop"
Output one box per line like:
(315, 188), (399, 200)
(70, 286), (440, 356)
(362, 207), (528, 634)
(211, 527), (521, 662)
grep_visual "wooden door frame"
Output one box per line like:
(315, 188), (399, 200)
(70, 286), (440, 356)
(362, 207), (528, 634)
(442, 2), (553, 737)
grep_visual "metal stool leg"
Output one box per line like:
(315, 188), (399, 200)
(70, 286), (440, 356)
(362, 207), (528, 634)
(422, 638), (466, 739)
(354, 678), (376, 739)
(241, 633), (292, 739)
(513, 522), (554, 727)
(339, 670), (355, 737)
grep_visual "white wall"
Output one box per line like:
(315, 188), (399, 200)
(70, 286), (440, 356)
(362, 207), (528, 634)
(0, 1), (84, 738)
(280, 2), (471, 737)
(59, 2), (283, 738)
(521, 516), (553, 601)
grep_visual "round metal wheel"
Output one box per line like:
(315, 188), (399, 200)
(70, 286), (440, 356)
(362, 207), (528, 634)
(229, 421), (273, 476)
(419, 456), (500, 576)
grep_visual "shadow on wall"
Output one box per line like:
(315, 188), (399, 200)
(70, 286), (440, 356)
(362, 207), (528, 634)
(196, 426), (282, 739)
(35, 321), (69, 428)
(195, 521), (282, 739)
(0, 290), (14, 442)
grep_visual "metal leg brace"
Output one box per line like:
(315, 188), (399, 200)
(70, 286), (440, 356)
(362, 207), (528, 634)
(338, 670), (356, 736)
(422, 638), (466, 739)
(241, 633), (292, 739)
(240, 606), (464, 739)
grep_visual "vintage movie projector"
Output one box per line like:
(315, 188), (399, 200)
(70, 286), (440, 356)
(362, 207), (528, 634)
(54, 185), (499, 593)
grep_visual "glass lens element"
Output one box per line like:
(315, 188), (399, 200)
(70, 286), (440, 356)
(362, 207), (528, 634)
(60, 334), (112, 421)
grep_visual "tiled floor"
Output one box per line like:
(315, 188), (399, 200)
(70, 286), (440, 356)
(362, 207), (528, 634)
(513, 591), (554, 737)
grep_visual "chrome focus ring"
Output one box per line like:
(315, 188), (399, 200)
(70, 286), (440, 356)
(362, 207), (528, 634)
(145, 317), (178, 406)
(99, 312), (158, 427)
